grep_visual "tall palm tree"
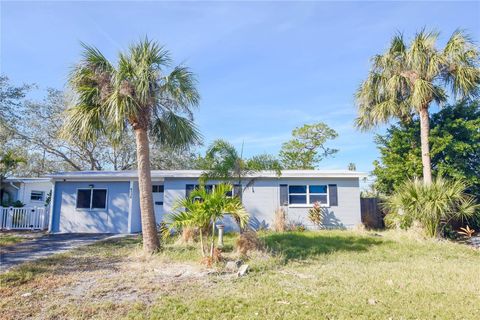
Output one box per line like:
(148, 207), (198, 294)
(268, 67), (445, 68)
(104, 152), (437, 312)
(356, 29), (479, 184)
(65, 39), (201, 253)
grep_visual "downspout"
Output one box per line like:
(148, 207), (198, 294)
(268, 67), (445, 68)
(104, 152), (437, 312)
(9, 182), (20, 190)
(47, 180), (56, 233)
(9, 182), (20, 203)
(127, 180), (134, 234)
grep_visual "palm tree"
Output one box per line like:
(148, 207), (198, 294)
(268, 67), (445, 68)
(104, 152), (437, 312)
(65, 39), (201, 253)
(198, 140), (281, 231)
(356, 29), (479, 184)
(171, 183), (249, 257)
(199, 139), (282, 198)
(384, 177), (479, 237)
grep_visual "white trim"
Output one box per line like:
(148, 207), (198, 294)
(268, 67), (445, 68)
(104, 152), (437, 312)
(127, 180), (133, 233)
(48, 182), (56, 232)
(30, 190), (45, 202)
(46, 169), (366, 180)
(75, 188), (108, 211)
(287, 184), (330, 207)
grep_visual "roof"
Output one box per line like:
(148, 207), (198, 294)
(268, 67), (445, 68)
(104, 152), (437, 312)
(46, 169), (366, 180)
(4, 177), (52, 183)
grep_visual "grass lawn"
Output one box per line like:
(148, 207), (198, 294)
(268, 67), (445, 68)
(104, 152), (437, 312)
(0, 234), (24, 247)
(0, 233), (35, 247)
(1, 230), (479, 319)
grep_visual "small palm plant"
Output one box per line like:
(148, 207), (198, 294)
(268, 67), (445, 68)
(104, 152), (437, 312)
(308, 202), (326, 229)
(170, 183), (249, 258)
(384, 177), (479, 237)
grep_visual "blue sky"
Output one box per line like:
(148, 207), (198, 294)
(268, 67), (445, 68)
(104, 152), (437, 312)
(1, 1), (479, 176)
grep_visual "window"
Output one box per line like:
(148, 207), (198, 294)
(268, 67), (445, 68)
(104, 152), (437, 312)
(309, 185), (328, 204)
(185, 184), (233, 198)
(152, 185), (164, 193)
(288, 185), (307, 204)
(30, 191), (45, 202)
(186, 184), (213, 197)
(76, 189), (107, 210)
(288, 184), (328, 206)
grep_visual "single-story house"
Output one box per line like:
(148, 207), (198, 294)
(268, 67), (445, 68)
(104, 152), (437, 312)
(47, 170), (365, 233)
(1, 178), (52, 207)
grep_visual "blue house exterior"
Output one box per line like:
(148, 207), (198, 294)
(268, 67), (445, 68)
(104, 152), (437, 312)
(48, 170), (365, 233)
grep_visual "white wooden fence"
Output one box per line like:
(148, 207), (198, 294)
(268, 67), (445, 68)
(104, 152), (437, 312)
(0, 206), (49, 230)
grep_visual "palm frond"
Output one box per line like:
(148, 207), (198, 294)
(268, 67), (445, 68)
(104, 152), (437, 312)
(150, 111), (202, 149)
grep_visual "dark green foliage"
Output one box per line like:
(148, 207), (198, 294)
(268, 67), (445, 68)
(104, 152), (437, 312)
(279, 122), (338, 169)
(373, 101), (480, 198)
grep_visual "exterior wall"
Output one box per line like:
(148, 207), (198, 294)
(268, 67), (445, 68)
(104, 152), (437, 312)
(162, 177), (361, 231)
(17, 181), (52, 207)
(51, 181), (130, 233)
(129, 181), (142, 233)
(1, 183), (19, 205)
(241, 178), (361, 229)
(50, 176), (361, 234)
(1, 180), (52, 207)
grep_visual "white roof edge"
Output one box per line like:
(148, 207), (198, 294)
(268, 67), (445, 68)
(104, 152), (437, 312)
(5, 177), (52, 182)
(46, 170), (366, 180)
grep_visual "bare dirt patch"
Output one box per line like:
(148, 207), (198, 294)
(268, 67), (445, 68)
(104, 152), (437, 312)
(56, 257), (213, 304)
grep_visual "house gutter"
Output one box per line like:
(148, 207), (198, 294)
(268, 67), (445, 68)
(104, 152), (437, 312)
(9, 182), (20, 190)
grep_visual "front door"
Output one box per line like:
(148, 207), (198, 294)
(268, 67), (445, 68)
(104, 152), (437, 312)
(152, 184), (164, 224)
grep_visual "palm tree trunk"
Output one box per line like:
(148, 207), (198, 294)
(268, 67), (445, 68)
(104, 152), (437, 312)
(199, 228), (205, 257)
(210, 219), (215, 258)
(134, 127), (160, 253)
(419, 106), (432, 184)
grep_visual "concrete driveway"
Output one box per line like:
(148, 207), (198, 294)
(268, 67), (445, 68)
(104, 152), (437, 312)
(0, 233), (112, 273)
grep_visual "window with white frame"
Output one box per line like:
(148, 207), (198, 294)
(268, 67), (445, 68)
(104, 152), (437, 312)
(30, 191), (45, 202)
(76, 189), (107, 210)
(288, 185), (328, 206)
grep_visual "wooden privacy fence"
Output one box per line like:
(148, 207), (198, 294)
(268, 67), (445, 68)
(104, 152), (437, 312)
(360, 198), (384, 229)
(0, 207), (49, 230)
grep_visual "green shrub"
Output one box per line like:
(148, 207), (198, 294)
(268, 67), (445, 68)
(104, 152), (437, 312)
(384, 212), (413, 230)
(384, 177), (479, 238)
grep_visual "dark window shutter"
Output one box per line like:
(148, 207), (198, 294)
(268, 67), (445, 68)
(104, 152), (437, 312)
(186, 184), (195, 198)
(233, 184), (242, 200)
(328, 184), (338, 206)
(280, 184), (288, 206)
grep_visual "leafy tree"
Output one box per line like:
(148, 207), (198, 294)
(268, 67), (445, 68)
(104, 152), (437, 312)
(65, 39), (201, 253)
(171, 183), (249, 257)
(356, 29), (480, 184)
(373, 101), (480, 197)
(348, 163), (356, 171)
(0, 149), (26, 203)
(150, 146), (199, 170)
(0, 75), (32, 131)
(279, 122), (338, 169)
(246, 153), (283, 172)
(9, 89), (137, 173)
